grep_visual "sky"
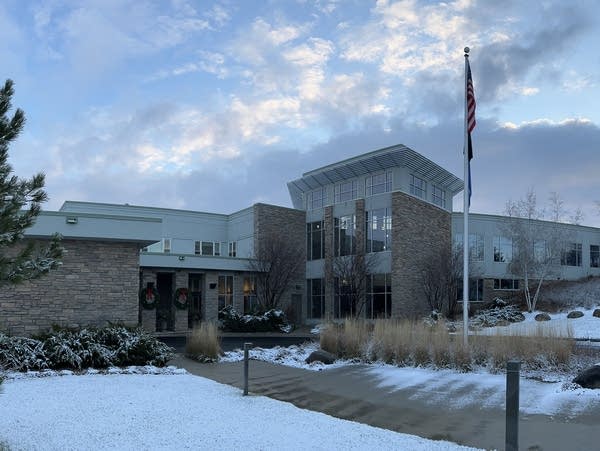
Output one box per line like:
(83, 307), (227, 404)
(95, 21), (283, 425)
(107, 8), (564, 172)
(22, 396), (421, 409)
(2, 0), (600, 226)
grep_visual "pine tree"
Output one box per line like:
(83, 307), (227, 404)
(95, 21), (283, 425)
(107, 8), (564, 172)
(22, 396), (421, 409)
(0, 79), (62, 287)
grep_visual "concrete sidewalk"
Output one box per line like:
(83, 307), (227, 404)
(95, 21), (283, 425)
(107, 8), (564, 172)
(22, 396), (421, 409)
(170, 355), (600, 451)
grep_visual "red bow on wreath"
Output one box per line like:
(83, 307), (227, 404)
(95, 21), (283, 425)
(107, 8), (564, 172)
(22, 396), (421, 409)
(146, 287), (155, 301)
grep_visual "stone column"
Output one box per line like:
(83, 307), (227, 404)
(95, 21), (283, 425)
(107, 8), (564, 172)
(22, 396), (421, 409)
(323, 205), (334, 318)
(173, 271), (189, 333)
(204, 272), (219, 322)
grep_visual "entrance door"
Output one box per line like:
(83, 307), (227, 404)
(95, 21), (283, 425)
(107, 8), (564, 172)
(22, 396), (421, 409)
(156, 273), (174, 331)
(188, 274), (203, 328)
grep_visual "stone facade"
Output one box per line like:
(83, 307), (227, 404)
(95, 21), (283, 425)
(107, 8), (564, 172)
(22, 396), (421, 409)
(253, 203), (306, 317)
(391, 191), (452, 318)
(0, 239), (140, 336)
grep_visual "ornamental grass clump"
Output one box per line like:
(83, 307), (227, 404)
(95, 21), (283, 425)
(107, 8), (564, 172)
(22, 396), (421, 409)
(319, 322), (340, 356)
(186, 322), (221, 362)
(339, 318), (370, 359)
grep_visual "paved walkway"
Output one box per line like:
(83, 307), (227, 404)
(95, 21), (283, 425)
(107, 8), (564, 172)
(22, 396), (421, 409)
(170, 355), (600, 451)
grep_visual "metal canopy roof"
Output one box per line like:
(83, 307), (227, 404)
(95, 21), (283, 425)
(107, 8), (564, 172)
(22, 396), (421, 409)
(287, 144), (464, 209)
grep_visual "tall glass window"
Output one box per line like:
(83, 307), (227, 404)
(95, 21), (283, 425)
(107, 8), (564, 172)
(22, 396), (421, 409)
(334, 181), (358, 203)
(228, 241), (237, 257)
(307, 278), (325, 319)
(365, 171), (392, 196)
(334, 277), (355, 319)
(194, 240), (201, 255)
(307, 187), (326, 210)
(591, 245), (600, 268)
(334, 215), (356, 256)
(218, 275), (234, 310)
(243, 277), (257, 313)
(307, 221), (324, 260)
(561, 242), (582, 266)
(366, 273), (392, 319)
(493, 236), (513, 262)
(366, 208), (391, 253)
(410, 174), (427, 199)
(432, 185), (446, 208)
(455, 233), (484, 261)
(457, 279), (484, 301)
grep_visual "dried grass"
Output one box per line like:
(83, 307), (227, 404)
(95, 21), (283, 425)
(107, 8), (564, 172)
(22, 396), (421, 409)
(318, 317), (574, 372)
(185, 322), (221, 362)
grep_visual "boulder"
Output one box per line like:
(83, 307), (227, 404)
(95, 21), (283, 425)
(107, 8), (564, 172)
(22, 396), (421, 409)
(593, 309), (600, 318)
(567, 310), (584, 319)
(573, 365), (600, 389)
(305, 349), (336, 365)
(535, 312), (551, 322)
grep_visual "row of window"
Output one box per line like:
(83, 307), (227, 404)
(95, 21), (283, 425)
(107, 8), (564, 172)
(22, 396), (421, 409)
(307, 210), (392, 260)
(154, 239), (238, 257)
(455, 234), (600, 268)
(306, 172), (446, 209)
(307, 274), (392, 319)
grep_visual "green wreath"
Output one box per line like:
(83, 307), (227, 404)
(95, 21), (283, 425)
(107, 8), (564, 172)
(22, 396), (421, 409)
(174, 287), (189, 310)
(140, 286), (160, 310)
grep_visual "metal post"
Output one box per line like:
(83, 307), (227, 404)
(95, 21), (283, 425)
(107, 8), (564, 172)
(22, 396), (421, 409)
(506, 360), (520, 451)
(243, 342), (252, 396)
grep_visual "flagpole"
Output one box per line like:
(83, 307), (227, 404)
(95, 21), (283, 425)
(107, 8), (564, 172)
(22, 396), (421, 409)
(462, 47), (470, 347)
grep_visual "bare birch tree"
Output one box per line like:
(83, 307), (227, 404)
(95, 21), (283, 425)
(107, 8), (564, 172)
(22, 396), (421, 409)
(503, 190), (569, 312)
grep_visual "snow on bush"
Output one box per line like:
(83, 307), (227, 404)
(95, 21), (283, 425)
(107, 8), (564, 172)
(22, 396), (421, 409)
(470, 300), (526, 328)
(218, 306), (292, 333)
(0, 326), (174, 372)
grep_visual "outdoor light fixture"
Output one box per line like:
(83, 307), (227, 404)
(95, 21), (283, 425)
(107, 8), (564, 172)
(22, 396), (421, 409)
(178, 255), (185, 261)
(209, 282), (217, 289)
(66, 217), (78, 224)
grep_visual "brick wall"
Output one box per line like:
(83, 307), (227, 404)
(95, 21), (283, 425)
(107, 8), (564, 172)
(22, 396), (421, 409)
(391, 192), (452, 318)
(0, 239), (140, 336)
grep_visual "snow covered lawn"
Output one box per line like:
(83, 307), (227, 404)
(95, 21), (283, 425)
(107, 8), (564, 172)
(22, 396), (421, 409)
(476, 308), (600, 340)
(0, 371), (480, 451)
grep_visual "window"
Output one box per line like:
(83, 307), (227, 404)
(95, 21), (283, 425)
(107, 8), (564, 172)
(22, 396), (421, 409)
(591, 245), (600, 268)
(366, 171), (392, 196)
(307, 278), (325, 319)
(457, 279), (484, 302)
(455, 234), (484, 261)
(228, 241), (237, 257)
(194, 241), (201, 255)
(493, 236), (513, 262)
(202, 241), (214, 256)
(163, 238), (171, 253)
(493, 279), (520, 290)
(218, 275), (234, 310)
(334, 277), (355, 319)
(214, 242), (221, 256)
(410, 174), (426, 199)
(334, 181), (358, 203)
(366, 208), (391, 253)
(243, 277), (257, 313)
(334, 215), (356, 256)
(366, 274), (392, 318)
(432, 185), (446, 208)
(307, 221), (324, 260)
(307, 187), (326, 210)
(561, 242), (582, 266)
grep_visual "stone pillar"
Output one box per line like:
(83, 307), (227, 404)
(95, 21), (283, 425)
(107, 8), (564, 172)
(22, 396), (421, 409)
(204, 272), (219, 322)
(173, 271), (189, 333)
(323, 205), (334, 318)
(140, 270), (157, 332)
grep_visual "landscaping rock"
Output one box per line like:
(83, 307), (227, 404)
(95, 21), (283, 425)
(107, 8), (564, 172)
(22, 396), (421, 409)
(593, 309), (600, 318)
(305, 349), (336, 365)
(535, 312), (551, 321)
(512, 312), (526, 322)
(572, 365), (600, 389)
(567, 310), (584, 319)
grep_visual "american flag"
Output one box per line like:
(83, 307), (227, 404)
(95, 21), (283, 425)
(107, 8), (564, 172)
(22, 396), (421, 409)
(466, 59), (476, 159)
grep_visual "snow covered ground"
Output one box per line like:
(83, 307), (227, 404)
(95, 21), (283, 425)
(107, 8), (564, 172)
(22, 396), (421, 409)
(0, 370), (480, 451)
(476, 308), (600, 340)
